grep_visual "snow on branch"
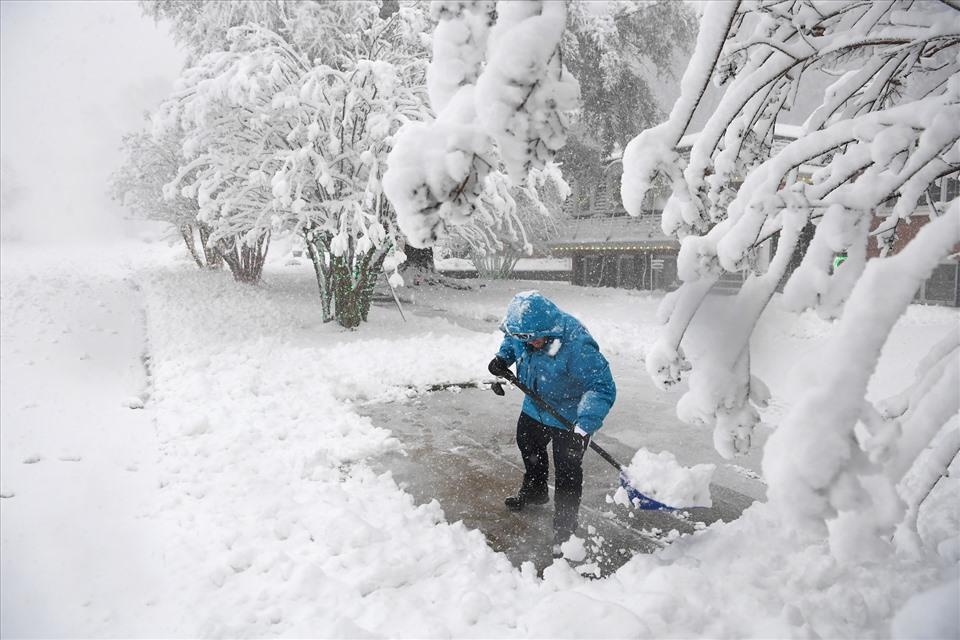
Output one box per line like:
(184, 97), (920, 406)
(763, 205), (959, 555)
(625, 0), (960, 548)
(383, 0), (580, 249)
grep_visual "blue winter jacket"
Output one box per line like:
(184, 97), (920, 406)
(495, 291), (616, 434)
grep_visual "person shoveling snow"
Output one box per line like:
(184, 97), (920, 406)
(488, 291), (617, 555)
(489, 291), (716, 558)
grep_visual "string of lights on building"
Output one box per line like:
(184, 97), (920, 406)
(550, 243), (680, 254)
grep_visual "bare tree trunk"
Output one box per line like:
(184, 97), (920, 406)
(304, 230), (335, 323)
(332, 247), (389, 329)
(198, 223), (222, 269)
(359, 251), (388, 322)
(219, 233), (269, 284)
(180, 224), (205, 269)
(303, 221), (391, 329)
(179, 223), (223, 269)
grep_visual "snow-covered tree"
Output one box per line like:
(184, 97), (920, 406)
(559, 1), (697, 187)
(383, 0), (580, 249)
(461, 163), (569, 279)
(140, 0), (361, 64)
(110, 128), (222, 269)
(622, 0), (959, 555)
(155, 4), (430, 324)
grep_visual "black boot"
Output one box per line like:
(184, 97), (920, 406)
(504, 483), (549, 511)
(552, 493), (580, 543)
(552, 531), (568, 558)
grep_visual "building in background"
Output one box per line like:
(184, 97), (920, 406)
(550, 156), (678, 290)
(550, 128), (958, 306)
(870, 175), (959, 306)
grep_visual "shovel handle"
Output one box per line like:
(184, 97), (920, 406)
(498, 371), (624, 473)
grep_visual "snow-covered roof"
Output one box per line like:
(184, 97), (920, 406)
(550, 215), (677, 249)
(678, 122), (804, 149)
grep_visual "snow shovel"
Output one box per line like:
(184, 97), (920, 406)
(490, 371), (674, 511)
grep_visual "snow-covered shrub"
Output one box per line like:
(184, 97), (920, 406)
(153, 4), (430, 325)
(383, 0), (580, 250)
(622, 0), (959, 554)
(110, 128), (222, 269)
(140, 0), (363, 64)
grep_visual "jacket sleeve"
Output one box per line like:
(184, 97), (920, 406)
(568, 338), (616, 433)
(495, 335), (520, 365)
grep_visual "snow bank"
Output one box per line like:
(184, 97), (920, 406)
(889, 572), (960, 640)
(616, 448), (715, 508)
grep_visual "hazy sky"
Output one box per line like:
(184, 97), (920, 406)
(0, 1), (185, 241)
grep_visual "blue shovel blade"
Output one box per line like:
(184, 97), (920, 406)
(619, 471), (675, 511)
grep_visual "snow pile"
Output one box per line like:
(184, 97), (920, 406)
(558, 535), (587, 562)
(615, 448), (715, 508)
(889, 572), (960, 640)
(384, 0), (579, 248)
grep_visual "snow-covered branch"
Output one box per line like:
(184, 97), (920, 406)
(384, 0), (580, 249)
(626, 0), (959, 551)
(764, 206), (959, 548)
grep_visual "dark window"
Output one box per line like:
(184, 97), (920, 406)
(599, 255), (618, 288)
(618, 254), (638, 289)
(924, 263), (958, 304)
(944, 175), (959, 203)
(582, 255), (603, 287)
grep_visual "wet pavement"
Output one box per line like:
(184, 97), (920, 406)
(361, 385), (757, 578)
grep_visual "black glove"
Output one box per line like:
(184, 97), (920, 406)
(488, 356), (511, 378)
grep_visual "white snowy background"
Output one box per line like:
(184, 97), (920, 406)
(1, 1), (958, 638)
(0, 0), (184, 242)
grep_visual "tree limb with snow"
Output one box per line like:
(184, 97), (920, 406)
(383, 0), (580, 250)
(622, 0), (959, 552)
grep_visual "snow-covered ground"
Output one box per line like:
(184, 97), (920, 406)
(0, 244), (179, 636)
(1, 238), (957, 637)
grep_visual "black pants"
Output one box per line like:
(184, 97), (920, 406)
(516, 412), (589, 539)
